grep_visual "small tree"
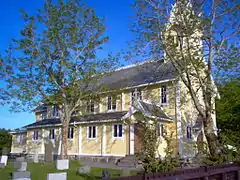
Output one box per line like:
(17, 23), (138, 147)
(0, 0), (118, 159)
(129, 0), (240, 159)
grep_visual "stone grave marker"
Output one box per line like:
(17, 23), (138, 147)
(47, 172), (67, 180)
(12, 171), (31, 180)
(14, 157), (25, 169)
(2, 147), (8, 155)
(56, 159), (69, 170)
(44, 143), (53, 163)
(0, 163), (5, 169)
(0, 155), (8, 166)
(77, 165), (91, 175)
(16, 157), (25, 162)
(33, 154), (39, 163)
(17, 162), (27, 172)
(102, 170), (109, 180)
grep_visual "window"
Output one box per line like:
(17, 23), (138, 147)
(186, 126), (192, 139)
(68, 127), (74, 139)
(33, 130), (40, 140)
(160, 86), (168, 104)
(41, 111), (47, 120)
(17, 134), (23, 145)
(107, 96), (117, 111)
(131, 89), (142, 103)
(157, 123), (164, 137)
(88, 126), (96, 139)
(113, 124), (123, 138)
(49, 129), (55, 140)
(87, 100), (94, 113)
(52, 105), (59, 117)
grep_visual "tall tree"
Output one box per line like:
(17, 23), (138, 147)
(0, 0), (117, 159)
(129, 0), (240, 158)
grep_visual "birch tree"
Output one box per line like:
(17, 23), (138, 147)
(129, 0), (240, 159)
(0, 0), (118, 159)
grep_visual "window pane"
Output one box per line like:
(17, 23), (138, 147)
(71, 128), (74, 139)
(118, 124), (123, 137)
(107, 96), (112, 110)
(161, 86), (167, 103)
(161, 124), (164, 136)
(67, 128), (70, 139)
(52, 129), (55, 139)
(93, 126), (96, 138)
(91, 101), (94, 112)
(114, 125), (118, 137)
(88, 126), (92, 138)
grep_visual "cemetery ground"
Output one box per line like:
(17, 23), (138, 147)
(0, 160), (140, 180)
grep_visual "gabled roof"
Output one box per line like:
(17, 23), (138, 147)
(24, 111), (128, 129)
(122, 100), (172, 121)
(92, 60), (176, 91)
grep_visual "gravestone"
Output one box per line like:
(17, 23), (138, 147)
(12, 171), (31, 180)
(17, 162), (27, 172)
(0, 163), (5, 169)
(102, 170), (109, 180)
(44, 143), (53, 163)
(0, 155), (8, 166)
(2, 147), (8, 155)
(16, 157), (25, 162)
(33, 154), (39, 163)
(47, 172), (67, 180)
(77, 165), (91, 174)
(14, 157), (25, 169)
(56, 159), (69, 170)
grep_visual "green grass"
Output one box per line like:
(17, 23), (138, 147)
(0, 160), (127, 180)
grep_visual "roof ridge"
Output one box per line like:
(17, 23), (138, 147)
(113, 59), (163, 72)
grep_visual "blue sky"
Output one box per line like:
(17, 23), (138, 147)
(0, 0), (134, 129)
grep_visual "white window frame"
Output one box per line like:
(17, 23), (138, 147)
(52, 105), (59, 117)
(107, 96), (117, 111)
(41, 111), (47, 120)
(112, 124), (124, 140)
(68, 127), (74, 139)
(186, 126), (192, 139)
(49, 128), (55, 140)
(160, 85), (168, 105)
(17, 134), (23, 145)
(87, 100), (95, 113)
(32, 130), (40, 141)
(87, 125), (97, 139)
(131, 89), (142, 104)
(157, 123), (164, 137)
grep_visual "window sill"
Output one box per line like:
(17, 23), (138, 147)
(160, 103), (168, 106)
(87, 138), (97, 142)
(112, 137), (124, 141)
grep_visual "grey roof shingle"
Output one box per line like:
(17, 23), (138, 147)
(138, 101), (171, 120)
(24, 111), (127, 128)
(92, 60), (176, 91)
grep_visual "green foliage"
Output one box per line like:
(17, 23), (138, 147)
(136, 116), (179, 173)
(199, 133), (240, 166)
(216, 80), (240, 147)
(0, 0), (118, 112)
(0, 128), (12, 155)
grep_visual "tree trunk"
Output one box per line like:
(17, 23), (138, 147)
(203, 116), (221, 159)
(60, 115), (70, 159)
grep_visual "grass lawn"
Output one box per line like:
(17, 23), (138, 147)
(0, 160), (136, 180)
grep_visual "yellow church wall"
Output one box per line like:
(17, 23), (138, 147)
(81, 124), (102, 155)
(105, 122), (128, 156)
